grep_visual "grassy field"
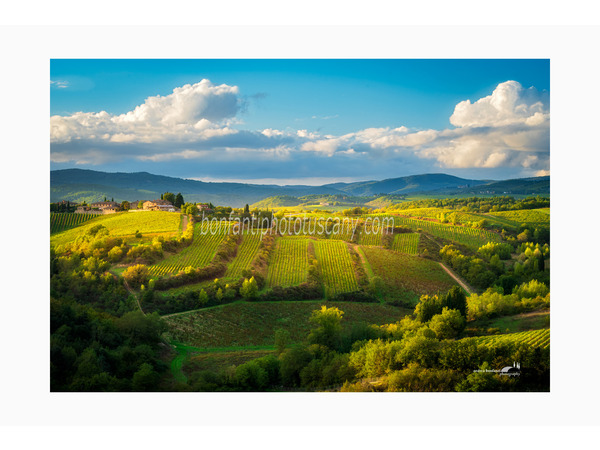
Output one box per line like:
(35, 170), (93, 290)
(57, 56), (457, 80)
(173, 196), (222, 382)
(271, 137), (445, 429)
(266, 237), (310, 287)
(392, 216), (500, 249)
(391, 233), (419, 255)
(148, 222), (228, 277)
(314, 240), (359, 296)
(163, 300), (412, 348)
(225, 232), (263, 280)
(50, 212), (98, 234)
(51, 211), (181, 246)
(471, 310), (550, 334)
(186, 347), (276, 375)
(488, 208), (550, 226)
(360, 246), (457, 305)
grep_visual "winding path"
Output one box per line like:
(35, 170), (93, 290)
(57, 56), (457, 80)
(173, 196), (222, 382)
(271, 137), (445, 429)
(438, 262), (474, 295)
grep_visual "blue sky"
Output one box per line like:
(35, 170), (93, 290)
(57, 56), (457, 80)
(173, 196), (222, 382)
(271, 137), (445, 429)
(50, 59), (549, 184)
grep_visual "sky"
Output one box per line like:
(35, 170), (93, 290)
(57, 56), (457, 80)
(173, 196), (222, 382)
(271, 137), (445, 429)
(50, 59), (550, 185)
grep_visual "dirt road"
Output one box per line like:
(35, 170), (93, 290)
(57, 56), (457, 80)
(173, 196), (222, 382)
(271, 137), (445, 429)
(438, 262), (475, 295)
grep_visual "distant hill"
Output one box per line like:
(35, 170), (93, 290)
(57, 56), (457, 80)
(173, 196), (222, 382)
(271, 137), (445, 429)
(325, 173), (488, 196)
(51, 169), (344, 207)
(251, 195), (304, 209)
(51, 169), (549, 207)
(440, 176), (550, 195)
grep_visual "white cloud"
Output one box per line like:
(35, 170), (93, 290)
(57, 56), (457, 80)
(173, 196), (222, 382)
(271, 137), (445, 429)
(450, 80), (549, 127)
(50, 79), (240, 144)
(51, 79), (549, 176)
(50, 80), (69, 89)
(297, 81), (549, 173)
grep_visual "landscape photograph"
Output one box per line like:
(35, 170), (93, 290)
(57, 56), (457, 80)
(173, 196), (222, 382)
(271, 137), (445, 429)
(50, 59), (550, 392)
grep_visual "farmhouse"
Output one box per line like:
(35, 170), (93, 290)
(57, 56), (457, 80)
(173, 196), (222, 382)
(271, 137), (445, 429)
(74, 205), (103, 215)
(90, 201), (119, 209)
(143, 199), (177, 212)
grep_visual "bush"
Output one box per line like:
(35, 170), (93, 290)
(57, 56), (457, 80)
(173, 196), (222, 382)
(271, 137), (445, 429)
(123, 264), (149, 289)
(429, 308), (466, 340)
(514, 279), (549, 299)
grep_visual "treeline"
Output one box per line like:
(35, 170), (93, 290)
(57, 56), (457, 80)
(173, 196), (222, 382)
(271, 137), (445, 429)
(386, 196), (549, 213)
(51, 298), (167, 391)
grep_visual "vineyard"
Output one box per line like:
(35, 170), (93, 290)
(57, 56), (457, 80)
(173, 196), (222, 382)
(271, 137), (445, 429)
(472, 329), (550, 350)
(488, 208), (550, 226)
(51, 211), (182, 246)
(313, 240), (359, 297)
(50, 212), (98, 234)
(392, 216), (500, 249)
(359, 225), (384, 246)
(329, 222), (356, 242)
(225, 232), (263, 280)
(164, 301), (412, 348)
(266, 237), (310, 287)
(148, 222), (229, 277)
(360, 246), (456, 305)
(392, 233), (419, 255)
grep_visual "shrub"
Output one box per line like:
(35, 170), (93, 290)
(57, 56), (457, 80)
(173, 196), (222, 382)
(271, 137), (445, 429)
(123, 264), (149, 289)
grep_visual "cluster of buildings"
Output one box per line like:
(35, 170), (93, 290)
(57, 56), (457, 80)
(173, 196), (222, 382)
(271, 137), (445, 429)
(75, 201), (120, 215)
(73, 199), (180, 215)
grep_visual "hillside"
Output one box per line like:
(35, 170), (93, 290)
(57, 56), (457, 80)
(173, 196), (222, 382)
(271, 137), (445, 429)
(251, 195), (304, 209)
(51, 169), (549, 207)
(326, 173), (488, 196)
(51, 169), (344, 207)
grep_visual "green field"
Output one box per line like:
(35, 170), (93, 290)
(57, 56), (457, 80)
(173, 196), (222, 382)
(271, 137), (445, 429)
(266, 237), (310, 287)
(488, 208), (550, 226)
(392, 216), (500, 249)
(50, 212), (98, 234)
(314, 240), (359, 296)
(392, 233), (419, 255)
(148, 222), (229, 277)
(225, 232), (263, 280)
(471, 328), (550, 350)
(163, 300), (412, 348)
(472, 311), (550, 334)
(51, 211), (181, 246)
(360, 246), (457, 305)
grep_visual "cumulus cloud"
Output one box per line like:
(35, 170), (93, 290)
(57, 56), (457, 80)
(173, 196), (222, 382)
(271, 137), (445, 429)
(450, 80), (549, 127)
(51, 79), (549, 177)
(51, 79), (241, 145)
(296, 81), (549, 173)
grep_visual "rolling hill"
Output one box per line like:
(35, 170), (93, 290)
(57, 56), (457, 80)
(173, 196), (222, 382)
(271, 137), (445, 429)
(51, 169), (549, 207)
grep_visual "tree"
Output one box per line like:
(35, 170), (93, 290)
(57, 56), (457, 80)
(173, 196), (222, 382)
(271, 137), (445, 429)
(414, 294), (443, 323)
(138, 201), (144, 209)
(121, 201), (130, 211)
(198, 289), (209, 306)
(215, 288), (224, 303)
(174, 193), (184, 208)
(443, 286), (467, 318)
(429, 308), (466, 339)
(308, 305), (344, 350)
(123, 264), (149, 289)
(244, 204), (250, 214)
(162, 192), (176, 204)
(240, 277), (258, 300)
(132, 363), (160, 391)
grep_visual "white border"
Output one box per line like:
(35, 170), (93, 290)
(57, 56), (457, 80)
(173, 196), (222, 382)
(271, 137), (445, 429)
(1, 22), (599, 435)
